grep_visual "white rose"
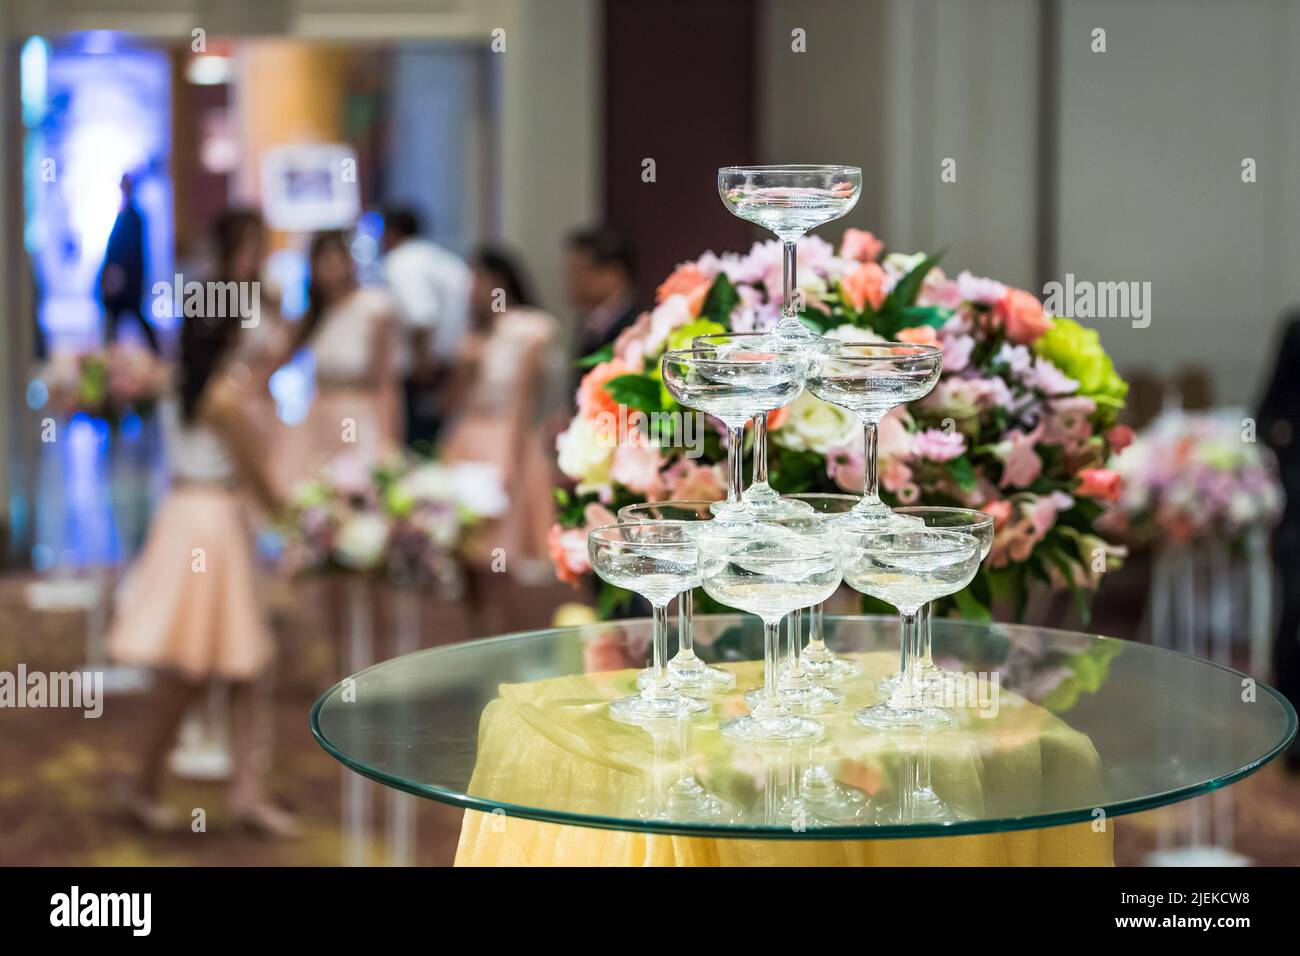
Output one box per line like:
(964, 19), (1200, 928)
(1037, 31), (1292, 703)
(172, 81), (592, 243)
(556, 416), (614, 493)
(823, 324), (887, 345)
(399, 463), (454, 503)
(335, 513), (389, 570)
(773, 391), (860, 455)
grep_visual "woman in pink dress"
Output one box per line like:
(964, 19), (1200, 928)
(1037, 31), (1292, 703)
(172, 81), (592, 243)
(109, 221), (295, 836)
(441, 248), (562, 582)
(277, 231), (402, 491)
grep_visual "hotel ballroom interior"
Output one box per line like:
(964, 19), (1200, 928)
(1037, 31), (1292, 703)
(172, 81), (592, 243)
(0, 0), (1298, 875)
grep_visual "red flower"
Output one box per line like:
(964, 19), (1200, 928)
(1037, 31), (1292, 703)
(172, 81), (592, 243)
(1076, 468), (1123, 501)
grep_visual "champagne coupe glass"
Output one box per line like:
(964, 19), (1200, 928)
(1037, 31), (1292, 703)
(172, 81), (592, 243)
(838, 523), (981, 729)
(806, 343), (942, 531)
(693, 330), (815, 520)
(878, 507), (994, 696)
(618, 500), (736, 692)
(587, 522), (711, 723)
(698, 520), (842, 741)
(718, 165), (862, 347)
(661, 345), (804, 521)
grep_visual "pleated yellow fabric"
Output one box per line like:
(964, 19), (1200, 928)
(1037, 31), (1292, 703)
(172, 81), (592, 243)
(452, 656), (1115, 867)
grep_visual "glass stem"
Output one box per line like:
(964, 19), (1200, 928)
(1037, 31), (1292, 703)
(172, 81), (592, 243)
(890, 609), (920, 710)
(782, 238), (798, 320)
(647, 602), (672, 699)
(917, 737), (934, 798)
(917, 602), (934, 671)
(726, 423), (746, 505)
(788, 609), (803, 676)
(861, 416), (881, 508)
(751, 413), (769, 486)
(763, 618), (781, 703)
(677, 589), (695, 658)
(808, 602), (826, 651)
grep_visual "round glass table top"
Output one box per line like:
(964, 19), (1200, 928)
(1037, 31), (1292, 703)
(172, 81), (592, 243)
(311, 615), (1296, 839)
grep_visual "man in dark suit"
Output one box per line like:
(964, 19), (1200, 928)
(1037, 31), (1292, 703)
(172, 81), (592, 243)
(1257, 310), (1300, 771)
(565, 226), (640, 362)
(99, 174), (159, 353)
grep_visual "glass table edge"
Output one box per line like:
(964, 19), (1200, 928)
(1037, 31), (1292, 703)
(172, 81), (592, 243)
(308, 616), (1300, 842)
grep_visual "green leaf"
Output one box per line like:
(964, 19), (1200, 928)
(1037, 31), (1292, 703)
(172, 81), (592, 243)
(952, 587), (993, 622)
(882, 249), (944, 313)
(602, 374), (663, 413)
(575, 344), (613, 368)
(699, 272), (740, 326)
(895, 305), (951, 331)
(596, 582), (634, 619)
(945, 456), (977, 493)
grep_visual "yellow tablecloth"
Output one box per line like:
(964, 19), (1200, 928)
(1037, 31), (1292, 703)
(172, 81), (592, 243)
(454, 655), (1114, 866)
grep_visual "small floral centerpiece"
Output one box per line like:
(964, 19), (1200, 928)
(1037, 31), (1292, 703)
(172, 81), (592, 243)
(280, 454), (508, 584)
(40, 344), (170, 425)
(552, 229), (1131, 620)
(1100, 410), (1283, 546)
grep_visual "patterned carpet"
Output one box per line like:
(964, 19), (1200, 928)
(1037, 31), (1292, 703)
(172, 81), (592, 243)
(1, 573), (1296, 867)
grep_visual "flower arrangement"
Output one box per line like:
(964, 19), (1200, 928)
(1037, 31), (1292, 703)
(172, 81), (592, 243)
(40, 345), (170, 424)
(1100, 410), (1283, 546)
(279, 454), (508, 584)
(552, 229), (1131, 620)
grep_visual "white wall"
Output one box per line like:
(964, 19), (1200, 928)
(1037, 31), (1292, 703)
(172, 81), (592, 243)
(1055, 0), (1300, 405)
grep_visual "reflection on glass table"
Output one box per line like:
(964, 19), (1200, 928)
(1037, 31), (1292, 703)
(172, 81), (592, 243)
(312, 615), (1296, 841)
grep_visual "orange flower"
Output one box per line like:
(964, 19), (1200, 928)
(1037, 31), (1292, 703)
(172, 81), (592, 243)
(747, 406), (790, 431)
(841, 262), (887, 312)
(896, 325), (939, 348)
(995, 288), (1053, 344)
(840, 229), (884, 263)
(656, 262), (712, 305)
(1105, 424), (1135, 454)
(576, 358), (634, 422)
(1076, 468), (1123, 501)
(548, 524), (591, 587)
(981, 499), (1013, 530)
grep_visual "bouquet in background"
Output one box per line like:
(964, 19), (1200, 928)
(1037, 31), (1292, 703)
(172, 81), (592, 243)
(40, 344), (170, 424)
(279, 454), (508, 584)
(552, 229), (1131, 621)
(1101, 410), (1283, 546)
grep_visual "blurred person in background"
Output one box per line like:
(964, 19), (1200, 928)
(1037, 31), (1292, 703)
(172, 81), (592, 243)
(99, 173), (160, 354)
(106, 223), (295, 835)
(566, 226), (639, 363)
(1257, 310), (1300, 772)
(380, 205), (471, 451)
(278, 230), (402, 489)
(441, 248), (562, 586)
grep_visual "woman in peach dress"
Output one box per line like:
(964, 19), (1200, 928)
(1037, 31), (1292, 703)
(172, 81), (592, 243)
(441, 248), (563, 580)
(108, 227), (295, 836)
(276, 230), (402, 491)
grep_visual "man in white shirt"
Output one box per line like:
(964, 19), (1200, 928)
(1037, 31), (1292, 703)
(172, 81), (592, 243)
(381, 206), (471, 448)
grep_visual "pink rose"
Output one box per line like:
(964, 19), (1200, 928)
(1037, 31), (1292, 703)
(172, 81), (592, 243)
(996, 289), (1053, 344)
(880, 458), (913, 493)
(577, 359), (635, 422)
(610, 442), (666, 499)
(1076, 468), (1123, 502)
(656, 262), (713, 305)
(663, 458), (726, 501)
(548, 524), (591, 587)
(896, 325), (940, 348)
(982, 500), (1013, 530)
(841, 262), (887, 312)
(1106, 424), (1135, 454)
(840, 228), (883, 263)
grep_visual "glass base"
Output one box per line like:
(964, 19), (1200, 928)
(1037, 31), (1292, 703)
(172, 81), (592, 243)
(639, 777), (740, 824)
(740, 483), (815, 519)
(855, 701), (954, 731)
(800, 646), (862, 683)
(763, 319), (823, 348)
(800, 766), (871, 822)
(878, 665), (958, 698)
(637, 656), (736, 693)
(745, 681), (843, 714)
(829, 507), (923, 534)
(722, 710), (823, 742)
(609, 691), (711, 725)
(769, 796), (839, 830)
(871, 790), (968, 826)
